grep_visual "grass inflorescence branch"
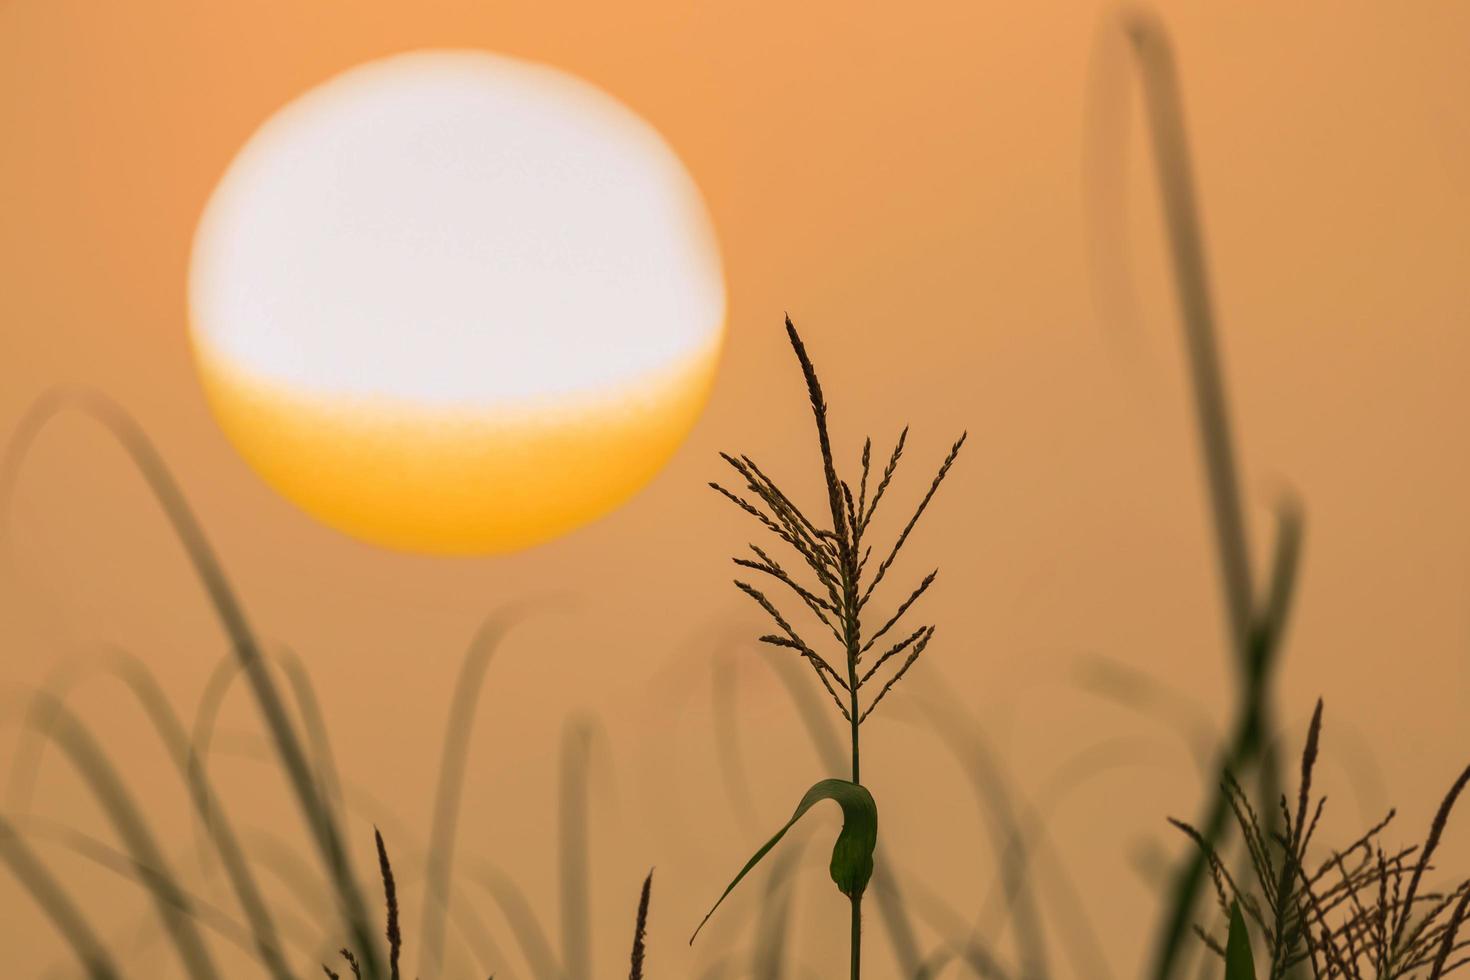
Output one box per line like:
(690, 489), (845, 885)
(711, 317), (966, 733)
(706, 316), (966, 980)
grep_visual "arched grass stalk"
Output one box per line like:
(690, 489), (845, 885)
(0, 813), (119, 979)
(0, 389), (384, 978)
(6, 647), (295, 978)
(694, 318), (966, 979)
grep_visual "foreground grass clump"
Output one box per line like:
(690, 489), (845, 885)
(692, 317), (966, 979)
(1180, 700), (1470, 980)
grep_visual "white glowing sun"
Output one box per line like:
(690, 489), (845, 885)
(189, 50), (725, 554)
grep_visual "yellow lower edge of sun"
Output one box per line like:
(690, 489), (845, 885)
(195, 340), (721, 555)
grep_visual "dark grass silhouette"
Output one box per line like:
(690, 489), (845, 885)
(696, 316), (965, 979)
(1172, 700), (1470, 979)
(628, 871), (652, 980)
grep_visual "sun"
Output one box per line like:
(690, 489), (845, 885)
(188, 50), (725, 555)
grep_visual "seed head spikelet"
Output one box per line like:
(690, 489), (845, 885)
(628, 870), (653, 980)
(712, 319), (965, 731)
(373, 828), (400, 980)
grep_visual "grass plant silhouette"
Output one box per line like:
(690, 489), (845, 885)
(693, 317), (966, 979)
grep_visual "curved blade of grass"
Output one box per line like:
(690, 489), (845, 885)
(691, 778), (877, 945)
(908, 666), (1130, 980)
(972, 736), (1163, 964)
(274, 646), (350, 838)
(0, 814), (120, 979)
(880, 866), (1011, 979)
(468, 861), (564, 980)
(187, 645), (350, 895)
(8, 649), (295, 979)
(1074, 654), (1218, 771)
(1225, 903), (1256, 980)
(19, 691), (221, 978)
(418, 605), (555, 978)
(903, 678), (1050, 978)
(0, 389), (382, 978)
(13, 814), (299, 967)
(241, 825), (340, 928)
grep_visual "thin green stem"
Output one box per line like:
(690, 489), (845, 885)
(844, 546), (863, 978)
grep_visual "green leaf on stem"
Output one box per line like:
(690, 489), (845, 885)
(690, 778), (877, 944)
(1225, 902), (1256, 980)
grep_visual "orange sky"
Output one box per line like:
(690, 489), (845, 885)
(2, 1), (1468, 976)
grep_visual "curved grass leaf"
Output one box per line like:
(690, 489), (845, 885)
(759, 645), (924, 973)
(0, 389), (383, 978)
(1226, 903), (1256, 980)
(0, 814), (119, 979)
(690, 778), (877, 944)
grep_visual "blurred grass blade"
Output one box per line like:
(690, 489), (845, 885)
(1251, 503), (1303, 670)
(418, 613), (520, 977)
(5, 648), (296, 979)
(0, 814), (120, 979)
(712, 649), (761, 834)
(112, 650), (297, 977)
(13, 814), (297, 966)
(468, 862), (563, 979)
(690, 778), (877, 944)
(751, 829), (812, 980)
(1225, 903), (1256, 980)
(560, 714), (599, 980)
(275, 645), (351, 834)
(1085, 11), (1300, 975)
(0, 389), (382, 978)
(1119, 9), (1256, 649)
(22, 691), (221, 979)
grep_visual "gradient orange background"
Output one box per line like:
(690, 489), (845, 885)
(2, 1), (1468, 976)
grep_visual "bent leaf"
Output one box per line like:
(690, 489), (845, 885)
(689, 778), (877, 944)
(1225, 902), (1256, 980)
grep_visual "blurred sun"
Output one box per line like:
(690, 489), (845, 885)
(189, 49), (725, 555)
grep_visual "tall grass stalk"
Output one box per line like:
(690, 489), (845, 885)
(1086, 12), (1305, 977)
(697, 318), (965, 978)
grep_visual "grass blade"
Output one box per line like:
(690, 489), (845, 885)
(690, 778), (877, 945)
(0, 814), (120, 979)
(0, 389), (382, 978)
(561, 715), (595, 980)
(1225, 903), (1256, 980)
(417, 612), (527, 977)
(20, 691), (221, 978)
